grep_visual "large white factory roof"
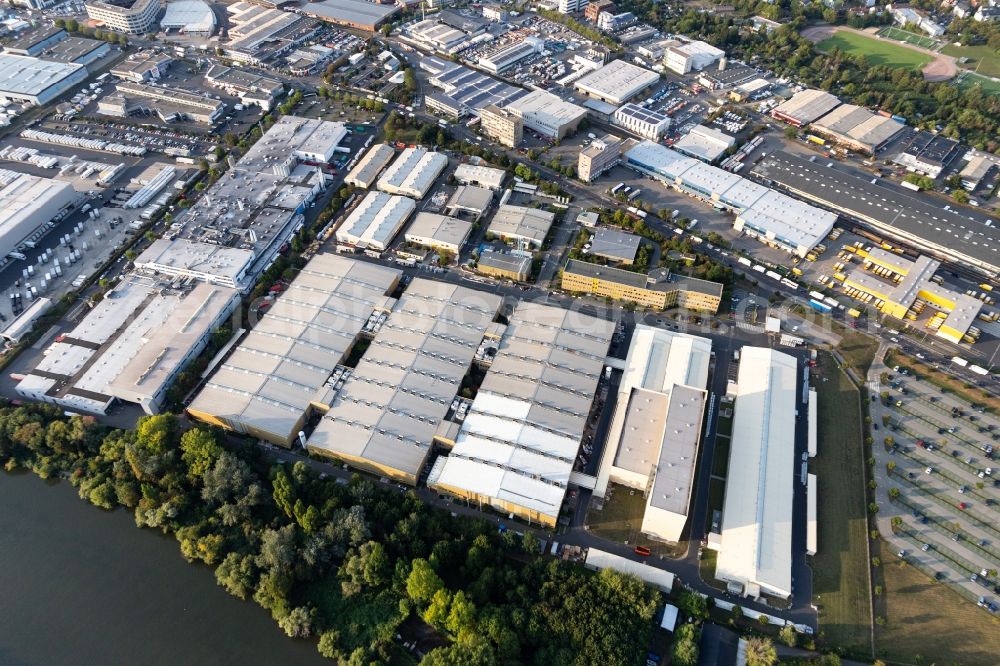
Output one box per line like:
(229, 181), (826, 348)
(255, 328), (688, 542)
(429, 302), (614, 522)
(336, 191), (415, 251)
(0, 53), (85, 97)
(716, 347), (798, 599)
(506, 89), (587, 133)
(134, 238), (255, 289)
(161, 0), (216, 33)
(404, 212), (472, 251)
(574, 59), (659, 104)
(772, 88), (841, 126)
(487, 204), (555, 246)
(624, 141), (836, 253)
(673, 125), (736, 163)
(377, 147), (448, 199)
(307, 280), (502, 479)
(0, 169), (77, 260)
(17, 277), (238, 414)
(595, 326), (712, 499)
(187, 254), (401, 444)
(345, 143), (395, 189)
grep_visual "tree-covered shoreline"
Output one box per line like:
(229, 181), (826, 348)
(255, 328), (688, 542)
(0, 405), (659, 665)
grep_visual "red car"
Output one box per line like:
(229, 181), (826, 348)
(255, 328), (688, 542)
(959, 502), (969, 510)
(634, 546), (652, 557)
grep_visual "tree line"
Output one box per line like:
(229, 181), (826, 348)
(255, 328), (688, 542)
(0, 405), (661, 664)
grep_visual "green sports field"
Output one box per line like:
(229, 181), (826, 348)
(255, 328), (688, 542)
(878, 26), (938, 50)
(955, 71), (1000, 96)
(942, 43), (1000, 78)
(816, 32), (933, 71)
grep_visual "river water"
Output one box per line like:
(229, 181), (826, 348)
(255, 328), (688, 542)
(0, 472), (329, 666)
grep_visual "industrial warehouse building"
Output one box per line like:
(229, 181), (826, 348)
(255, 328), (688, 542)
(160, 0), (216, 35)
(378, 147), (448, 199)
(306, 281), (502, 484)
(663, 40), (724, 75)
(187, 254), (403, 446)
(613, 103), (670, 141)
(0, 170), (77, 261)
(561, 260), (723, 312)
(673, 125), (736, 164)
(574, 59), (659, 105)
(589, 227), (641, 264)
(841, 248), (983, 344)
(404, 212), (472, 255)
(345, 143), (395, 189)
(771, 88), (840, 127)
(300, 0), (400, 32)
(421, 56), (526, 116)
(445, 185), (493, 221)
(427, 302), (616, 527)
(453, 163), (506, 191)
(809, 104), (904, 155)
(336, 191), (416, 253)
(715, 347), (798, 599)
(625, 141), (837, 257)
(506, 89), (587, 141)
(487, 204), (555, 249)
(17, 277), (240, 415)
(593, 326), (712, 543)
(751, 151), (999, 276)
(99, 81), (225, 124)
(146, 115), (344, 289)
(476, 249), (531, 281)
(0, 53), (88, 106)
(204, 64), (283, 109)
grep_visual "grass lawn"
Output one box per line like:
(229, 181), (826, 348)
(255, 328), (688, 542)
(587, 483), (684, 557)
(811, 352), (873, 657)
(942, 43), (1000, 79)
(879, 26), (938, 50)
(955, 71), (1000, 96)
(885, 349), (998, 415)
(876, 558), (1000, 665)
(833, 322), (879, 377)
(816, 32), (932, 71)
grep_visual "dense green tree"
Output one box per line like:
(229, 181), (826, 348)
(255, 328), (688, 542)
(745, 636), (778, 666)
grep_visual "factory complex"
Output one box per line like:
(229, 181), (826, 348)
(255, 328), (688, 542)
(625, 141), (837, 257)
(593, 327), (711, 543)
(714, 347), (798, 599)
(752, 152), (1000, 276)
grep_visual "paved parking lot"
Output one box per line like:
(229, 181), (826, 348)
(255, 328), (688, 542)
(871, 351), (1000, 613)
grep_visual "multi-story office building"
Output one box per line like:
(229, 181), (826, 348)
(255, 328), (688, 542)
(86, 0), (163, 34)
(585, 0), (613, 20)
(479, 104), (523, 148)
(558, 0), (588, 13)
(578, 134), (625, 182)
(562, 260), (722, 312)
